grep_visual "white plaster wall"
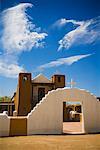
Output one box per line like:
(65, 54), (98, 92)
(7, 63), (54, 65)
(95, 100), (100, 132)
(60, 88), (100, 133)
(0, 112), (10, 137)
(27, 88), (100, 135)
(27, 90), (63, 135)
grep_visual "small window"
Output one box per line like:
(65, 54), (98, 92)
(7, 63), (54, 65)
(23, 76), (28, 81)
(58, 76), (61, 82)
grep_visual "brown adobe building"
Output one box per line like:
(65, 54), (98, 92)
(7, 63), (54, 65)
(13, 73), (65, 116)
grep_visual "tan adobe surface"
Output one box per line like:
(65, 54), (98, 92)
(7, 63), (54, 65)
(32, 74), (52, 83)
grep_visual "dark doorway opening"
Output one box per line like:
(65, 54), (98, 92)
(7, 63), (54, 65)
(38, 88), (45, 102)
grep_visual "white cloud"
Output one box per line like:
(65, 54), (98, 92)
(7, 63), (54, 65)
(57, 17), (100, 50)
(0, 53), (25, 78)
(0, 3), (47, 78)
(0, 3), (47, 54)
(0, 60), (25, 78)
(53, 18), (83, 28)
(52, 18), (68, 28)
(37, 54), (92, 70)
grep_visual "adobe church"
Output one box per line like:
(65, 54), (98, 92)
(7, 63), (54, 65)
(13, 73), (65, 116)
(0, 72), (100, 136)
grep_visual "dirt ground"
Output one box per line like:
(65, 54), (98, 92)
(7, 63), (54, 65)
(0, 134), (100, 150)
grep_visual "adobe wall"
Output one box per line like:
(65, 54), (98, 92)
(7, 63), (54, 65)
(32, 84), (53, 97)
(0, 114), (27, 137)
(32, 84), (53, 106)
(27, 88), (100, 135)
(14, 85), (19, 115)
(9, 117), (27, 136)
(0, 112), (10, 136)
(27, 90), (63, 134)
(0, 88), (100, 136)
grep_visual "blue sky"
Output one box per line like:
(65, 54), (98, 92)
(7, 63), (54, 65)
(0, 0), (100, 97)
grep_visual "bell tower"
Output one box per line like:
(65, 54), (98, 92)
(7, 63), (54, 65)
(15, 73), (32, 116)
(51, 74), (65, 89)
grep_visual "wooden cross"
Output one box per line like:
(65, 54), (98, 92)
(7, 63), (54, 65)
(68, 79), (76, 88)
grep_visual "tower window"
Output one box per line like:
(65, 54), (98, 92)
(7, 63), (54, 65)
(58, 76), (61, 82)
(23, 76), (28, 81)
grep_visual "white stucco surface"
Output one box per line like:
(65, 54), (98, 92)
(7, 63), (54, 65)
(27, 88), (100, 135)
(0, 88), (99, 136)
(0, 112), (10, 136)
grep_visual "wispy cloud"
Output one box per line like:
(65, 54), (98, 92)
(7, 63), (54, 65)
(57, 17), (100, 50)
(52, 18), (68, 28)
(0, 53), (25, 78)
(52, 18), (83, 28)
(1, 3), (47, 54)
(0, 61), (25, 78)
(37, 54), (92, 71)
(0, 3), (47, 78)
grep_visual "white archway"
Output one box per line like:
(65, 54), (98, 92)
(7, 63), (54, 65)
(27, 88), (100, 135)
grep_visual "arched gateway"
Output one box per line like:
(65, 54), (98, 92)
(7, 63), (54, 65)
(27, 88), (100, 135)
(0, 88), (100, 136)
